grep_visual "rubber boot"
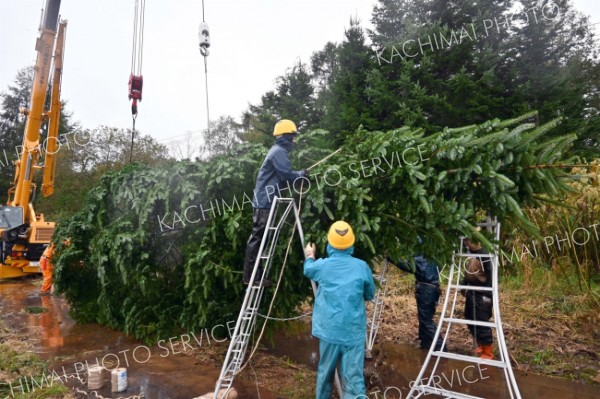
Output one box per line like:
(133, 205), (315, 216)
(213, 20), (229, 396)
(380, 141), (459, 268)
(480, 344), (494, 360)
(475, 342), (483, 356)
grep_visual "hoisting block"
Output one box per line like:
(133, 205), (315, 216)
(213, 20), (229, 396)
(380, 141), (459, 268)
(195, 387), (238, 399)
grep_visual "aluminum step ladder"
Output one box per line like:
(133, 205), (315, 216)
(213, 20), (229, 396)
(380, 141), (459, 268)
(366, 258), (390, 358)
(406, 218), (522, 399)
(213, 196), (342, 398)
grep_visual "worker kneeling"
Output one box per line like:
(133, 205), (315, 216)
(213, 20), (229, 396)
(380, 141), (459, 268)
(304, 221), (376, 399)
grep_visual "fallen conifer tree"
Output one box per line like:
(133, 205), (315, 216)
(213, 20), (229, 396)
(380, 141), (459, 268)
(53, 112), (578, 341)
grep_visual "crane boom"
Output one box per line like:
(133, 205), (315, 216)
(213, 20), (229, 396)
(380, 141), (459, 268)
(0, 0), (64, 279)
(42, 20), (67, 198)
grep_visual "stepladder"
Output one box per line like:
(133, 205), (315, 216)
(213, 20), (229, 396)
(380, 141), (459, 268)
(406, 217), (522, 399)
(213, 196), (342, 398)
(366, 257), (390, 359)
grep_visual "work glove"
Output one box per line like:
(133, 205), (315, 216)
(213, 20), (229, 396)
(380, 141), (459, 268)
(304, 243), (316, 259)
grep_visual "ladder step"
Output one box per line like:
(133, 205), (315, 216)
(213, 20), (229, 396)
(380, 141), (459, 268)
(449, 284), (493, 292)
(476, 221), (498, 228)
(454, 253), (496, 258)
(414, 386), (485, 399)
(430, 351), (507, 368)
(442, 318), (496, 327)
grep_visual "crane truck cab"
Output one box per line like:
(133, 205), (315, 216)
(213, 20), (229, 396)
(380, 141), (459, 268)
(0, 205), (55, 278)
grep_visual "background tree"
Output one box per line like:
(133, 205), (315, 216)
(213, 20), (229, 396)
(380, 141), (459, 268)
(200, 115), (243, 158)
(0, 67), (77, 204)
(35, 126), (169, 220)
(241, 61), (322, 145)
(321, 18), (377, 142)
(366, 0), (600, 154)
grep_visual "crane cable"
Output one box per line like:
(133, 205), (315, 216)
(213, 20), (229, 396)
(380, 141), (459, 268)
(129, 0), (145, 163)
(200, 0), (210, 130)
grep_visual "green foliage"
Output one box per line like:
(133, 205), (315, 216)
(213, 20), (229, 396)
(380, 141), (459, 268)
(53, 113), (576, 341)
(366, 0), (600, 153)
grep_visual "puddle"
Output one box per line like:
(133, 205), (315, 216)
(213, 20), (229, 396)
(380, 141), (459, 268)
(0, 279), (277, 399)
(267, 321), (599, 398)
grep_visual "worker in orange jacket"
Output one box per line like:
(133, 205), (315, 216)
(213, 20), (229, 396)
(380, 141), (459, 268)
(40, 243), (55, 295)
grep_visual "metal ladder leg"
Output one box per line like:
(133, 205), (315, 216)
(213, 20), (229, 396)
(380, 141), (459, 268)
(366, 258), (390, 358)
(406, 218), (522, 399)
(213, 197), (291, 397)
(213, 197), (343, 398)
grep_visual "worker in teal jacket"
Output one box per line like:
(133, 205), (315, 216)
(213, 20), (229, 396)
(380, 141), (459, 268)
(304, 221), (376, 399)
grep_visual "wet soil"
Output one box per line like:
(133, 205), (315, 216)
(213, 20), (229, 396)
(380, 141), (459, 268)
(0, 279), (277, 399)
(1, 278), (599, 398)
(268, 321), (600, 399)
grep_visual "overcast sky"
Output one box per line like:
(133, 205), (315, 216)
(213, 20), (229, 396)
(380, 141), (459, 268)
(1, 0), (598, 150)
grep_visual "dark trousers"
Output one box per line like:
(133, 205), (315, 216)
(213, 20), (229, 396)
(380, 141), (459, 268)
(415, 283), (443, 350)
(243, 208), (271, 282)
(464, 292), (494, 345)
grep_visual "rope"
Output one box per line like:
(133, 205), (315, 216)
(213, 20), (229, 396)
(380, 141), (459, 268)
(202, 0), (206, 22)
(256, 311), (312, 321)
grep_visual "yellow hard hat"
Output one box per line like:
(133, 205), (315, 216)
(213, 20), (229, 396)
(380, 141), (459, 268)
(327, 221), (355, 250)
(273, 119), (298, 136)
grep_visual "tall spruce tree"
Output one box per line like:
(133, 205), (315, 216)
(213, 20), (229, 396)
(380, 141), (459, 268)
(321, 18), (377, 142)
(241, 61), (321, 145)
(367, 0), (600, 154)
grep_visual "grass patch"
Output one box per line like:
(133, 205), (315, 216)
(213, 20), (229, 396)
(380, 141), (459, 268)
(0, 318), (71, 398)
(24, 307), (48, 314)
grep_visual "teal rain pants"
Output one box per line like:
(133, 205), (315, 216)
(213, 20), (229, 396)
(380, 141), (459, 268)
(316, 340), (366, 399)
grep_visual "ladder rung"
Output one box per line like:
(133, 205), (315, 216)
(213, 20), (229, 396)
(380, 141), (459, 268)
(476, 221), (498, 227)
(442, 318), (496, 328)
(430, 351), (507, 368)
(449, 284), (493, 292)
(414, 386), (485, 399)
(454, 253), (496, 258)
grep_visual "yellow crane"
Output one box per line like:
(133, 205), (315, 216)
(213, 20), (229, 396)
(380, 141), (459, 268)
(0, 0), (66, 278)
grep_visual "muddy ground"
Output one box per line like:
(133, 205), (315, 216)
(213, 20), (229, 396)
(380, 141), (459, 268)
(0, 274), (599, 399)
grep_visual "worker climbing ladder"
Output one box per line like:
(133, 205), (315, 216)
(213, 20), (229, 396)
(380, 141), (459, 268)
(406, 217), (522, 399)
(213, 196), (341, 398)
(366, 258), (389, 359)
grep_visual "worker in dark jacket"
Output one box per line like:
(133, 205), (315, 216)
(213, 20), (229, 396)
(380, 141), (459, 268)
(304, 221), (376, 399)
(387, 253), (444, 351)
(243, 119), (307, 287)
(461, 237), (494, 359)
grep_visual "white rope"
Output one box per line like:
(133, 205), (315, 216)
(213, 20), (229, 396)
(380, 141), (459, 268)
(256, 311), (312, 321)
